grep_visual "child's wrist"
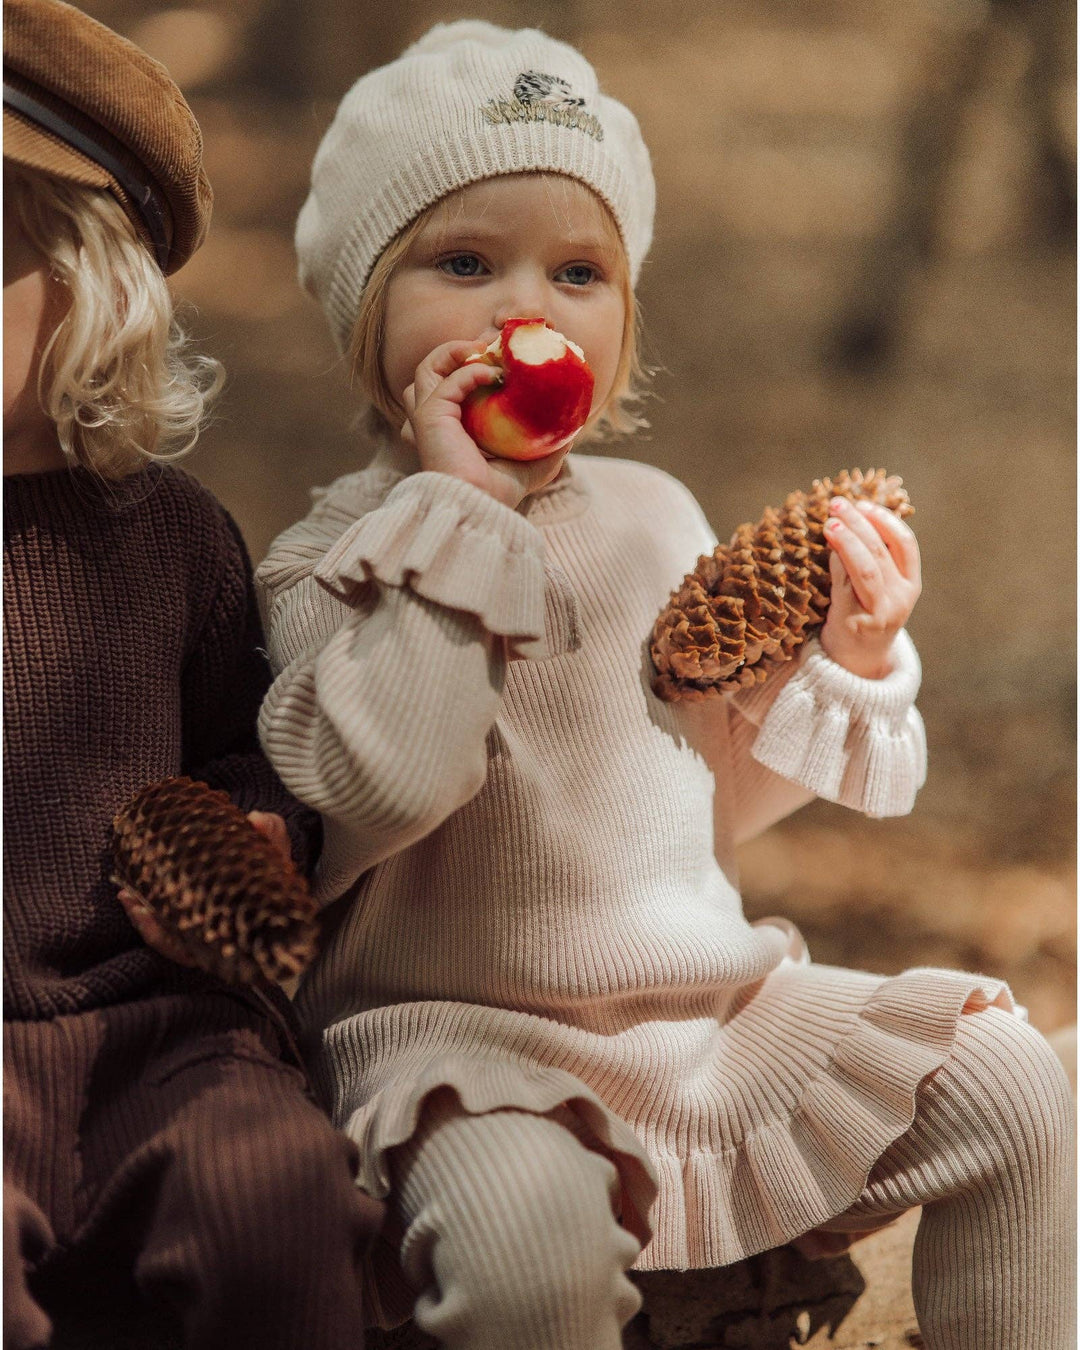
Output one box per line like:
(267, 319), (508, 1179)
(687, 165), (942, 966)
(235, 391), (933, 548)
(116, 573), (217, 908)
(818, 631), (897, 680)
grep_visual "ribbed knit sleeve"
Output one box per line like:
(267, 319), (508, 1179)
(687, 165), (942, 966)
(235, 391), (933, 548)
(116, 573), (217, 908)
(312, 471), (574, 658)
(731, 630), (927, 821)
(257, 470), (559, 905)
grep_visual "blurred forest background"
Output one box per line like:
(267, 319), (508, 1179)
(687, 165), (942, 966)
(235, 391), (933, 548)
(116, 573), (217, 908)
(79, 0), (1075, 1033)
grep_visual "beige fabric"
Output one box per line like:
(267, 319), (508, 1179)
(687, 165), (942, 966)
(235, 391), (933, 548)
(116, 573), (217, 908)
(381, 1093), (642, 1345)
(295, 19), (654, 351)
(821, 1007), (1076, 1348)
(375, 1011), (1075, 1347)
(256, 448), (1011, 1277)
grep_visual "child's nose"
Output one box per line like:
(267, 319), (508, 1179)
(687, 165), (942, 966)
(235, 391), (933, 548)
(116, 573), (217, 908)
(493, 304), (549, 327)
(493, 276), (549, 327)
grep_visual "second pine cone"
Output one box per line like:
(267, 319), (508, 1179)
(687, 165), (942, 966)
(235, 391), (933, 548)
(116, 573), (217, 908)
(650, 468), (913, 702)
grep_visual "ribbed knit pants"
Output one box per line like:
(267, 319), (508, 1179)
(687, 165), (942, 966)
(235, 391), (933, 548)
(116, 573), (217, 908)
(389, 1091), (643, 1349)
(3, 991), (382, 1350)
(388, 1009), (1074, 1350)
(817, 1006), (1075, 1349)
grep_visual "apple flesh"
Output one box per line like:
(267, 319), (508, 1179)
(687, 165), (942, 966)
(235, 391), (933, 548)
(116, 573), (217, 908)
(461, 318), (594, 461)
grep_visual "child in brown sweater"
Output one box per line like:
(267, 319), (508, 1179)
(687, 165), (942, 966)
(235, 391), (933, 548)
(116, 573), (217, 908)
(2, 3), (379, 1345)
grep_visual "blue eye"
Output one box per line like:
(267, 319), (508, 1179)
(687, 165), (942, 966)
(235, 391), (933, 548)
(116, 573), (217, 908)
(557, 264), (596, 286)
(438, 254), (485, 278)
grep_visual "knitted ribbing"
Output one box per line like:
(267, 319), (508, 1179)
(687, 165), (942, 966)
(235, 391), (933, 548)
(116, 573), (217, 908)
(4, 993), (379, 1348)
(296, 20), (655, 352)
(390, 1098), (643, 1348)
(3, 465), (319, 1019)
(828, 1007), (1076, 1349)
(257, 450), (1013, 1296)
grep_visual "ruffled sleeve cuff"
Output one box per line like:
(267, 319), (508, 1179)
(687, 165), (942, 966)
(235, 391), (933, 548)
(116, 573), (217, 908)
(311, 471), (579, 659)
(750, 630), (927, 818)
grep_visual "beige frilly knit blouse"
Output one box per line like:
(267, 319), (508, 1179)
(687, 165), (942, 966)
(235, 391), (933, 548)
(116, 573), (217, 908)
(256, 446), (1013, 1275)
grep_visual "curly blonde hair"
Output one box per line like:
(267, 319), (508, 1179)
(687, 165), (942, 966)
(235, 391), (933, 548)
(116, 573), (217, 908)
(5, 163), (224, 480)
(348, 174), (648, 444)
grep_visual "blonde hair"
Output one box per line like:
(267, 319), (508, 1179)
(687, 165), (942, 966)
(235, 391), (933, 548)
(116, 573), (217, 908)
(349, 175), (648, 444)
(5, 163), (224, 480)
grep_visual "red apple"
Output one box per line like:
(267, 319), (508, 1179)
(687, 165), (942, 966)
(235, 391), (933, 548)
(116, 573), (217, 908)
(461, 317), (594, 461)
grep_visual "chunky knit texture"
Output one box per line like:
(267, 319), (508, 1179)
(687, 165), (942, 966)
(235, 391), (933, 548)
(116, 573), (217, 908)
(3, 462), (383, 1347)
(296, 20), (655, 352)
(3, 464), (320, 1020)
(254, 447), (1037, 1328)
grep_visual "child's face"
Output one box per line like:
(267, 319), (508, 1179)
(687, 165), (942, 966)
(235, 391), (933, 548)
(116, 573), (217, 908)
(3, 203), (66, 471)
(381, 174), (627, 427)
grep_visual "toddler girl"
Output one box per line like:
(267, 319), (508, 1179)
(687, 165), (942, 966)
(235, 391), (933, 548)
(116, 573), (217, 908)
(3, 2), (379, 1345)
(257, 21), (1074, 1350)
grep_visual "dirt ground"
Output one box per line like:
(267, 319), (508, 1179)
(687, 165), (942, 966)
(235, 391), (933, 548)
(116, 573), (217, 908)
(80, 0), (1076, 1039)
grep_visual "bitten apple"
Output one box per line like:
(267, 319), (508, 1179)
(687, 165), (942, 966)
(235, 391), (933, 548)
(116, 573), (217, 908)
(461, 317), (594, 461)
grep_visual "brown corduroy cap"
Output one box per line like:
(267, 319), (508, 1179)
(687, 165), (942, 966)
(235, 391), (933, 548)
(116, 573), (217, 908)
(3, 0), (212, 274)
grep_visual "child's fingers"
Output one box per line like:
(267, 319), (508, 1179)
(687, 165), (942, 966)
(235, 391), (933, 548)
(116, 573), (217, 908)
(829, 498), (892, 565)
(417, 361), (501, 420)
(412, 339), (494, 406)
(825, 512), (888, 614)
(247, 810), (291, 861)
(845, 609), (894, 637)
(854, 501), (921, 589)
(826, 547), (855, 612)
(486, 443), (574, 500)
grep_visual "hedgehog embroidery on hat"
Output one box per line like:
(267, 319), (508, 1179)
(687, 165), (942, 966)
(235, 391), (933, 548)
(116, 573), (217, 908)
(516, 70), (585, 107)
(482, 69), (605, 141)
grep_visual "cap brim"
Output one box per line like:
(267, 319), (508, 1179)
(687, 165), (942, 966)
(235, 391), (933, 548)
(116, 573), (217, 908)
(4, 105), (111, 187)
(4, 106), (156, 258)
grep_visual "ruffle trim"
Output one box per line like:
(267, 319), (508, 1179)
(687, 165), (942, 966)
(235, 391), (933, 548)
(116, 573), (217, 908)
(635, 963), (1015, 1270)
(750, 630), (927, 817)
(311, 471), (580, 659)
(321, 958), (1014, 1281)
(336, 1053), (659, 1249)
(339, 1052), (659, 1331)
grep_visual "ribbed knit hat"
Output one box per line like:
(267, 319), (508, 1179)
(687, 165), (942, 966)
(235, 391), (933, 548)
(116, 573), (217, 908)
(296, 20), (655, 353)
(3, 0), (211, 274)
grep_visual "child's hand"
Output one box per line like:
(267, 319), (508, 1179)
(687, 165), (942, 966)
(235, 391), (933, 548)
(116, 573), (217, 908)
(117, 811), (293, 968)
(819, 497), (922, 679)
(401, 339), (572, 510)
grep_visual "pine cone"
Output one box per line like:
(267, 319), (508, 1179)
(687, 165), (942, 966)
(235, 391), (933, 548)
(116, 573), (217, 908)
(113, 776), (319, 985)
(651, 469), (913, 702)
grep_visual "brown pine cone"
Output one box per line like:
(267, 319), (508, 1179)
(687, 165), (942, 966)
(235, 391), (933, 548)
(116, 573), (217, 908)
(113, 776), (319, 985)
(651, 468), (913, 702)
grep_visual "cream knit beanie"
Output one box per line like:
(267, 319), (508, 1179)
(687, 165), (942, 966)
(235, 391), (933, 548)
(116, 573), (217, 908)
(296, 19), (655, 353)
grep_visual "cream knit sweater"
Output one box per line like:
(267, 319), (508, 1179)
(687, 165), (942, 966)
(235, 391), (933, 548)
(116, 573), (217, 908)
(256, 447), (1010, 1274)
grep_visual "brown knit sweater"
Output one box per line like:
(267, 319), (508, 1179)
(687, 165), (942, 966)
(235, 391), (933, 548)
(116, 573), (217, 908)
(3, 463), (320, 1020)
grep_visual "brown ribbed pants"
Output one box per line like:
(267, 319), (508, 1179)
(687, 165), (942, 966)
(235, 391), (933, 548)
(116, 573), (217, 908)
(3, 990), (381, 1350)
(387, 1009), (1074, 1350)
